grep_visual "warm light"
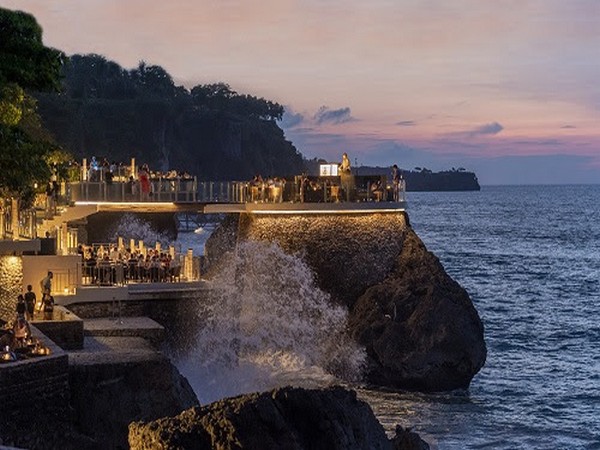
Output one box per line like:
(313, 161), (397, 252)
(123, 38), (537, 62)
(250, 208), (405, 215)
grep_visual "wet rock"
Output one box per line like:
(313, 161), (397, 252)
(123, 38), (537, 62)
(129, 386), (400, 450)
(349, 227), (486, 391)
(69, 338), (198, 449)
(390, 425), (430, 450)
(205, 212), (486, 391)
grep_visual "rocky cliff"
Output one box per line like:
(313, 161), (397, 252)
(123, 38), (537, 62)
(68, 337), (199, 449)
(205, 211), (486, 391)
(129, 386), (429, 450)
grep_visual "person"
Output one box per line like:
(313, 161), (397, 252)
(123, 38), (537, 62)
(339, 152), (353, 201)
(45, 180), (56, 218)
(16, 294), (26, 317)
(12, 316), (31, 347)
(139, 164), (151, 201)
(392, 164), (401, 201)
(40, 271), (53, 296)
(41, 293), (54, 320)
(370, 180), (384, 202)
(24, 285), (36, 321)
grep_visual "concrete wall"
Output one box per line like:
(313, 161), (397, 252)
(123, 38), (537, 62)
(21, 255), (81, 298)
(0, 256), (23, 322)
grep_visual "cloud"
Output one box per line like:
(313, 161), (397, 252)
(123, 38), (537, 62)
(470, 122), (504, 136)
(279, 107), (305, 129)
(395, 120), (416, 127)
(561, 125), (577, 129)
(314, 106), (356, 125)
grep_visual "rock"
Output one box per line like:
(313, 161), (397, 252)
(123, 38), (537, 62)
(129, 386), (395, 450)
(205, 212), (486, 391)
(69, 337), (198, 449)
(205, 212), (408, 308)
(390, 425), (430, 450)
(349, 227), (486, 391)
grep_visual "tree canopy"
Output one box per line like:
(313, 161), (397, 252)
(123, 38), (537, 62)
(0, 8), (63, 91)
(0, 7), (64, 207)
(36, 54), (302, 179)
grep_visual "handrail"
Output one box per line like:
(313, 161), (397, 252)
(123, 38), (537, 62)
(66, 176), (406, 204)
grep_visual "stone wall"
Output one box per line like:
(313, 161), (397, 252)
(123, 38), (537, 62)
(66, 296), (206, 357)
(206, 212), (409, 308)
(0, 256), (23, 322)
(32, 306), (84, 350)
(0, 328), (71, 448)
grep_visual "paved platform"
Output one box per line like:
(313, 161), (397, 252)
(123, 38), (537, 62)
(83, 316), (164, 346)
(67, 336), (162, 365)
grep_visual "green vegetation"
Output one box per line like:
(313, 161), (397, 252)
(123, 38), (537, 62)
(35, 54), (303, 180)
(0, 7), (64, 208)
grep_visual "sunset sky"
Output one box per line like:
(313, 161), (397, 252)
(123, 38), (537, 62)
(2, 0), (598, 184)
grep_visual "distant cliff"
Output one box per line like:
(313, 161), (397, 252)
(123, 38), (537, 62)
(360, 166), (481, 191)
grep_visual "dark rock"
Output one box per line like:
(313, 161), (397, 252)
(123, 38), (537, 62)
(129, 386), (395, 450)
(349, 227), (486, 391)
(69, 350), (198, 449)
(391, 425), (430, 450)
(205, 212), (486, 391)
(205, 212), (408, 308)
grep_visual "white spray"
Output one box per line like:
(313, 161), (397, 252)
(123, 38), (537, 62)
(177, 241), (366, 404)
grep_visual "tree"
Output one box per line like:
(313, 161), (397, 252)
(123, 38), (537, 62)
(0, 8), (64, 91)
(0, 7), (64, 210)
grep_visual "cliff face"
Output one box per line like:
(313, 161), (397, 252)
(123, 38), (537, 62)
(129, 386), (428, 450)
(349, 228), (486, 390)
(205, 212), (486, 391)
(69, 342), (199, 449)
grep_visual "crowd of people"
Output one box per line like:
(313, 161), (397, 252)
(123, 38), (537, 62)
(79, 244), (182, 286)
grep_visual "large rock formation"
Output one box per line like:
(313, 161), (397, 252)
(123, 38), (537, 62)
(349, 228), (486, 390)
(69, 336), (199, 449)
(205, 212), (486, 391)
(129, 386), (429, 450)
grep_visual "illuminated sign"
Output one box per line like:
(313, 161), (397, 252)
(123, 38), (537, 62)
(319, 164), (339, 176)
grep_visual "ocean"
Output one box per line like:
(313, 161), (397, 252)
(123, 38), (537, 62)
(175, 185), (600, 450)
(362, 185), (599, 450)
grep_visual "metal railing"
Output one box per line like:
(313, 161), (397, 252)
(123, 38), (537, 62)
(65, 177), (406, 204)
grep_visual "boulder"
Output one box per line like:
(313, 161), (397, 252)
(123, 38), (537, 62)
(390, 425), (430, 450)
(69, 337), (198, 448)
(349, 227), (486, 391)
(129, 386), (423, 450)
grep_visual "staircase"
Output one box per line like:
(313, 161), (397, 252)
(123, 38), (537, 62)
(37, 204), (99, 236)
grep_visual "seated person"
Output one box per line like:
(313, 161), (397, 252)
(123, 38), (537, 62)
(12, 316), (31, 347)
(370, 180), (384, 201)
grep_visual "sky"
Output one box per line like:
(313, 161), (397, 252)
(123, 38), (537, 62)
(2, 0), (599, 184)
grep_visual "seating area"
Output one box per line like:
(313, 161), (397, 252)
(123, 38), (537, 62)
(80, 244), (184, 287)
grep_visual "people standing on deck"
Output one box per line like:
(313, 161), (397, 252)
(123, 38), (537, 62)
(339, 152), (353, 202)
(392, 164), (402, 201)
(24, 285), (36, 321)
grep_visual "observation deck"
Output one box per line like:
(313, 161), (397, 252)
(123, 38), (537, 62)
(66, 175), (407, 215)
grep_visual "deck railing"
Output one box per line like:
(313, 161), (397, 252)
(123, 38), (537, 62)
(66, 176), (406, 204)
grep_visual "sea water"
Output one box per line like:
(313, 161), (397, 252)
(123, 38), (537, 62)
(371, 185), (600, 450)
(175, 185), (600, 450)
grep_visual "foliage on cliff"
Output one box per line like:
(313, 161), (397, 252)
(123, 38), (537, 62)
(34, 54), (304, 180)
(0, 7), (64, 206)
